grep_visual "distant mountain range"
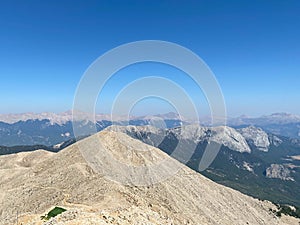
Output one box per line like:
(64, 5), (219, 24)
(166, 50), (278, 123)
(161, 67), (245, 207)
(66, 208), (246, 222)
(0, 111), (183, 124)
(0, 111), (300, 147)
(227, 113), (300, 139)
(0, 112), (184, 146)
(229, 113), (300, 125)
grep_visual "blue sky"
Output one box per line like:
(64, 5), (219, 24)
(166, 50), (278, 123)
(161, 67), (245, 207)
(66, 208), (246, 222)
(0, 0), (299, 116)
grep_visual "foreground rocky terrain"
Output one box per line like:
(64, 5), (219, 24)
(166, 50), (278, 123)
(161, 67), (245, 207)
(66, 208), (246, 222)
(0, 130), (299, 225)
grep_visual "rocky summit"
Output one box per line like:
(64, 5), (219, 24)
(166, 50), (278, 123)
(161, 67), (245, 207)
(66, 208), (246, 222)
(0, 130), (299, 225)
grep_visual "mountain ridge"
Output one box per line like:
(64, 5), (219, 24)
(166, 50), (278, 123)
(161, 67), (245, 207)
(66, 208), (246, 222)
(1, 111), (300, 124)
(1, 130), (298, 224)
(106, 125), (300, 208)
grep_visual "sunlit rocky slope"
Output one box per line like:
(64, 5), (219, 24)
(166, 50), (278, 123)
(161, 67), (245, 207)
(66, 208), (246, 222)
(0, 130), (298, 225)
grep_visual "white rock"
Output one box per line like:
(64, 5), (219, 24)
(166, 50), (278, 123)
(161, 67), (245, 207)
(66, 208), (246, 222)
(265, 164), (294, 181)
(238, 126), (270, 152)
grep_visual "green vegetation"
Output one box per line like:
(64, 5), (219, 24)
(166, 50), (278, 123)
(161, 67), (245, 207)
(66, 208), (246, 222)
(186, 143), (300, 208)
(41, 207), (67, 221)
(273, 204), (300, 218)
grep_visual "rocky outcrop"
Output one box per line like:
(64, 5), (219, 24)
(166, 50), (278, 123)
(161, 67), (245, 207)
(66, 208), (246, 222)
(238, 126), (270, 151)
(265, 164), (294, 181)
(108, 125), (252, 153)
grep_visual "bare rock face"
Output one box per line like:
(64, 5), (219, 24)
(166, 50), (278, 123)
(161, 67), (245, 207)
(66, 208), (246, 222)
(238, 126), (270, 152)
(209, 126), (251, 153)
(0, 131), (298, 225)
(108, 125), (252, 153)
(268, 134), (283, 147)
(265, 164), (294, 181)
(172, 125), (251, 153)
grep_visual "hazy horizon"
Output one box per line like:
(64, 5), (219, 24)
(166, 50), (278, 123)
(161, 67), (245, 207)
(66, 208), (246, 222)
(0, 109), (298, 119)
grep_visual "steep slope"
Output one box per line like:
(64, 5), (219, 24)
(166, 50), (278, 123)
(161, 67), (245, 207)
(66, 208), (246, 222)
(0, 131), (298, 225)
(108, 125), (300, 207)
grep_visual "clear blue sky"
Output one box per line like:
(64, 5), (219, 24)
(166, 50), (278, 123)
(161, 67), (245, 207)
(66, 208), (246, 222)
(0, 0), (299, 116)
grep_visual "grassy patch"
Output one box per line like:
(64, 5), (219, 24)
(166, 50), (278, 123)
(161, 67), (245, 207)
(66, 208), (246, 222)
(41, 207), (67, 221)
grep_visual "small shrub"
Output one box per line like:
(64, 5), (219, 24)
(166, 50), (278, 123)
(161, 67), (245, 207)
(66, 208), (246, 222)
(274, 204), (300, 219)
(41, 207), (67, 220)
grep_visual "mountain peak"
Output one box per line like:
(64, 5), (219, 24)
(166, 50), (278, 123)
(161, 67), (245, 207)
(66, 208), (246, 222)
(1, 130), (297, 224)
